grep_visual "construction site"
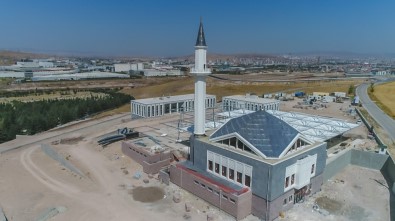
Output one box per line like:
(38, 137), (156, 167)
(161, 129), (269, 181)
(0, 86), (391, 221)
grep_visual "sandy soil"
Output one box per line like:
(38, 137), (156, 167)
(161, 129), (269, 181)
(282, 165), (390, 221)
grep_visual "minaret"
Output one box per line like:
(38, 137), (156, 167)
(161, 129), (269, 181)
(190, 19), (211, 136)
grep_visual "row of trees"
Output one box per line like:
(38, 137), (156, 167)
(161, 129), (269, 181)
(0, 90), (133, 143)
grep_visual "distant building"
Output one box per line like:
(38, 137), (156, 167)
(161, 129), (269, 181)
(114, 63), (143, 72)
(131, 94), (216, 118)
(222, 94), (280, 111)
(312, 92), (329, 97)
(334, 92), (346, 98)
(142, 69), (182, 77)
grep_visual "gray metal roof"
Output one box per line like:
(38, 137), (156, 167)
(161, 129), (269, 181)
(210, 111), (299, 158)
(195, 20), (207, 47)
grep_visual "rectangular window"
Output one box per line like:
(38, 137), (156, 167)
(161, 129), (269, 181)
(208, 160), (213, 171)
(214, 191), (219, 196)
(237, 172), (242, 184)
(222, 195), (228, 200)
(291, 174), (295, 185)
(194, 180), (199, 185)
(311, 164), (315, 174)
(229, 169), (235, 180)
(283, 198), (287, 205)
(201, 183), (206, 188)
(285, 177), (289, 188)
(245, 175), (251, 187)
(222, 166), (227, 177)
(230, 198), (236, 204)
(289, 195), (293, 203)
(207, 187), (213, 192)
(215, 163), (220, 174)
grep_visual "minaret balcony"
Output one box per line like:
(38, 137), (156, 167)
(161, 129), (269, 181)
(190, 68), (211, 74)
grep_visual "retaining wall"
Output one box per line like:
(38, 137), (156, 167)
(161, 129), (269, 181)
(324, 149), (388, 182)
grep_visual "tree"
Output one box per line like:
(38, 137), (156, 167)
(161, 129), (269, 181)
(370, 83), (375, 93)
(348, 85), (355, 95)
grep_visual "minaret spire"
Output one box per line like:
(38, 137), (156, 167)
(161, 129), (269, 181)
(195, 18), (207, 47)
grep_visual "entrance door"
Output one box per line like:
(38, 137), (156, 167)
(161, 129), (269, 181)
(294, 186), (308, 203)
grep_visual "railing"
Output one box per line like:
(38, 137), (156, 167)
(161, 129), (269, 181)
(190, 68), (211, 73)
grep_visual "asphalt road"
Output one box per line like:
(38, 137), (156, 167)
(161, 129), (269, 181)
(356, 83), (395, 142)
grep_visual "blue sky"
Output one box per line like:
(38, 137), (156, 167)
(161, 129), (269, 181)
(0, 0), (394, 56)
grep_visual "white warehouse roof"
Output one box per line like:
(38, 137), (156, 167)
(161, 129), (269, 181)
(223, 94), (279, 104)
(133, 94), (216, 105)
(266, 110), (359, 142)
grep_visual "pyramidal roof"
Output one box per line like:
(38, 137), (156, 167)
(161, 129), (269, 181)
(210, 111), (299, 158)
(195, 19), (207, 47)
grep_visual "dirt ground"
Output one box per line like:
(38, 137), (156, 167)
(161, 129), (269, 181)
(281, 165), (390, 221)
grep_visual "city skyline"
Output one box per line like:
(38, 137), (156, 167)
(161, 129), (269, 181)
(1, 0), (394, 57)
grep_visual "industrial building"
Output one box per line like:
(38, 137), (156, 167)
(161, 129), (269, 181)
(114, 63), (144, 72)
(142, 69), (182, 77)
(31, 72), (129, 81)
(222, 94), (280, 111)
(131, 94), (216, 118)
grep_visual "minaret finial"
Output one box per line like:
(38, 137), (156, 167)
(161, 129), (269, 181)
(195, 18), (207, 47)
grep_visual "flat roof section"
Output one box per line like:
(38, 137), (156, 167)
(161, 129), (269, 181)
(133, 94), (216, 105)
(223, 95), (279, 104)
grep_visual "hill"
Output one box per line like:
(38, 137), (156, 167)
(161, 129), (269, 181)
(0, 50), (48, 65)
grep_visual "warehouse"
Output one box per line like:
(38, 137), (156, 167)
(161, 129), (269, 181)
(222, 94), (280, 111)
(131, 94), (216, 118)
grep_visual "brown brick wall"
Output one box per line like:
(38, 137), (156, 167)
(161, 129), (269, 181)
(169, 165), (252, 220)
(142, 158), (170, 174)
(122, 142), (171, 174)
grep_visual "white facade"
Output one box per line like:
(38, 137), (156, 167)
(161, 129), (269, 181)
(143, 69), (182, 77)
(308, 95), (335, 103)
(222, 94), (280, 111)
(114, 63), (143, 72)
(334, 92), (346, 98)
(284, 154), (317, 191)
(131, 94), (216, 118)
(207, 150), (253, 187)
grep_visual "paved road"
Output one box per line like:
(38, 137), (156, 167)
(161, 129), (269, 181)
(356, 82), (395, 141)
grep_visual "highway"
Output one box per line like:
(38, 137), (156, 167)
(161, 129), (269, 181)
(356, 82), (395, 142)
